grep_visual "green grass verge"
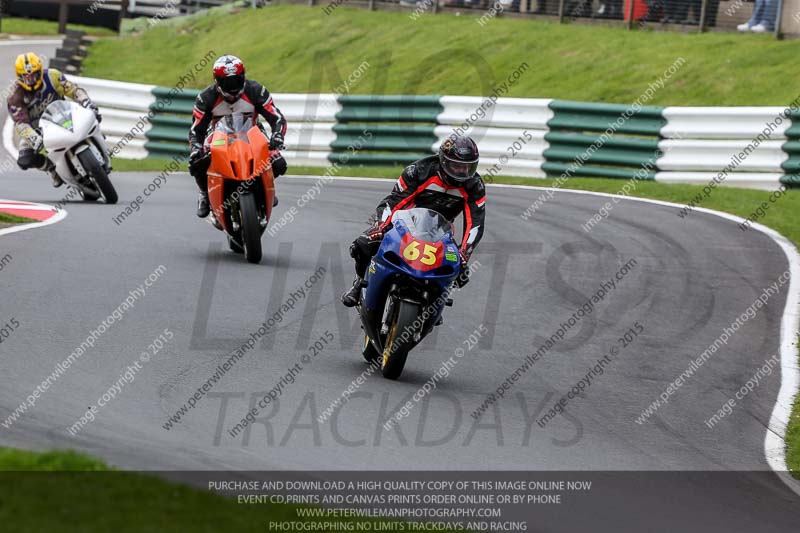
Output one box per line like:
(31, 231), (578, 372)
(0, 446), (107, 470)
(110, 157), (175, 172)
(0, 17), (115, 37)
(0, 212), (35, 224)
(0, 446), (384, 532)
(790, 352), (800, 476)
(83, 5), (800, 105)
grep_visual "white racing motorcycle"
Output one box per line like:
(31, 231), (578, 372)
(39, 100), (117, 204)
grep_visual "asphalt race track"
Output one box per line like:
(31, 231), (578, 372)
(1, 39), (800, 532)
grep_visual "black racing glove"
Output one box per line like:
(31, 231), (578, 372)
(188, 144), (209, 175)
(82, 99), (102, 123)
(350, 227), (384, 261)
(269, 132), (285, 151)
(270, 152), (288, 178)
(189, 144), (204, 163)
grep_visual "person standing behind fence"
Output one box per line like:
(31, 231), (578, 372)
(737, 0), (778, 32)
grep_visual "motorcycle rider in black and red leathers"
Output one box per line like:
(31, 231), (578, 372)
(188, 54), (288, 218)
(341, 135), (486, 307)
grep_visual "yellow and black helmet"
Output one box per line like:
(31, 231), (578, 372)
(14, 52), (44, 92)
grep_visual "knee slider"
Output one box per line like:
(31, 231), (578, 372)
(350, 238), (366, 260)
(17, 149), (43, 170)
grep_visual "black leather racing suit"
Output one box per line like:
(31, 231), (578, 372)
(188, 80), (288, 191)
(351, 155), (486, 279)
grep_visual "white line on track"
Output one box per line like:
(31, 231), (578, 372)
(2, 116), (17, 158)
(285, 174), (800, 496)
(0, 203), (58, 211)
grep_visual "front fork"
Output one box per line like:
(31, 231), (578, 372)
(67, 141), (105, 179)
(380, 284), (397, 336)
(380, 284), (426, 343)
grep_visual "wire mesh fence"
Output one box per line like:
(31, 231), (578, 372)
(347, 0), (788, 35)
(2, 0), (794, 36)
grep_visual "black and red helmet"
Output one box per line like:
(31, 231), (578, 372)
(438, 135), (479, 185)
(213, 55), (246, 102)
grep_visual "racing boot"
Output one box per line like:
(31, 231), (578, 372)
(341, 277), (364, 308)
(41, 159), (63, 188)
(197, 191), (210, 218)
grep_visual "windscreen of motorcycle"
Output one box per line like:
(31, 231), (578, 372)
(215, 112), (254, 135)
(40, 100), (73, 131)
(392, 208), (453, 242)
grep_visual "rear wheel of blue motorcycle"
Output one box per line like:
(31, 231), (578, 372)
(381, 300), (419, 380)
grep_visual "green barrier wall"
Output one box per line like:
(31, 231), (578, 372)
(135, 88), (797, 188)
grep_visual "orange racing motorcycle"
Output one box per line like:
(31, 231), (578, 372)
(205, 113), (276, 264)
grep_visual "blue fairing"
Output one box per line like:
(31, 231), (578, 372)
(362, 215), (461, 313)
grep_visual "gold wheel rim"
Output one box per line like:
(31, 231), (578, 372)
(382, 321), (398, 369)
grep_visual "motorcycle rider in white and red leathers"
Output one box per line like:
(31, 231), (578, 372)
(188, 54), (287, 217)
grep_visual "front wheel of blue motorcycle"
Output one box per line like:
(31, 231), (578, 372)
(381, 300), (420, 380)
